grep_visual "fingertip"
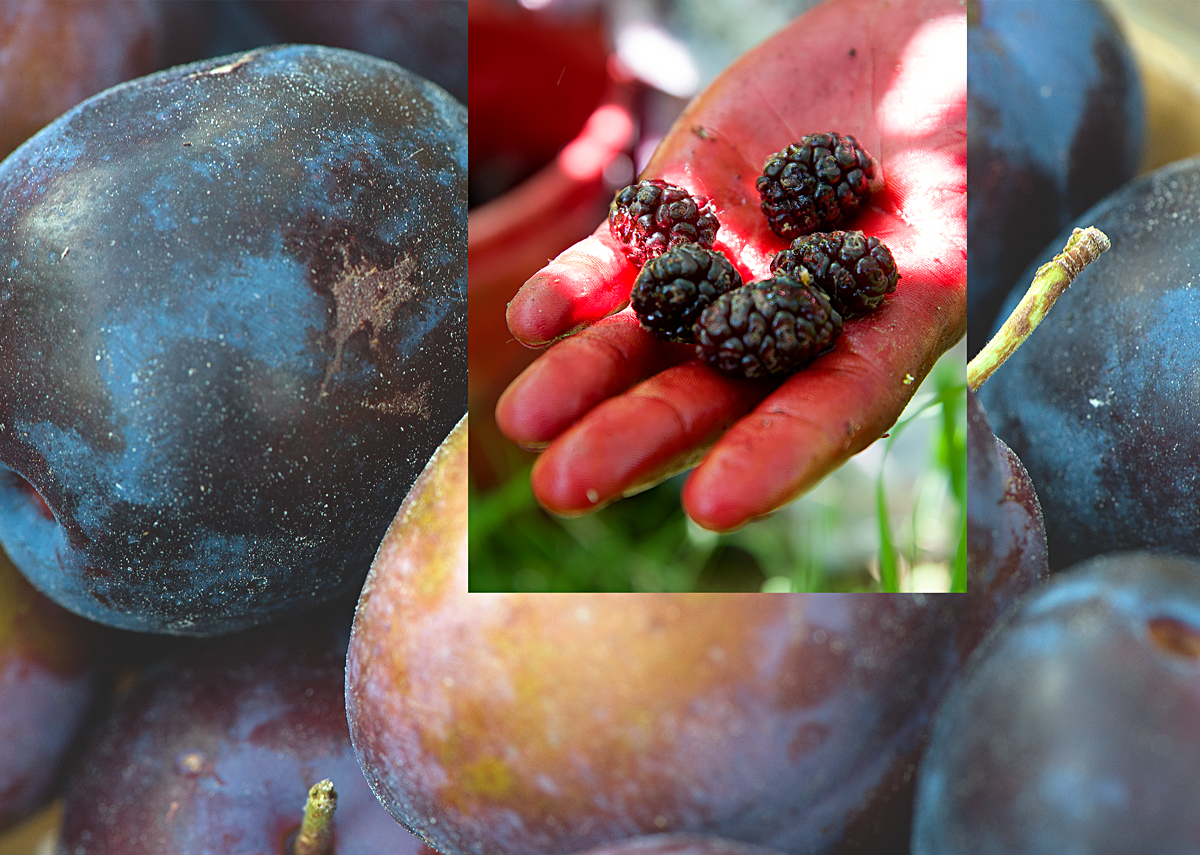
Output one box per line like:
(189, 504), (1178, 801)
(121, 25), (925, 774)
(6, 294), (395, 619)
(505, 234), (638, 346)
(528, 450), (609, 518)
(681, 467), (760, 534)
(506, 272), (580, 347)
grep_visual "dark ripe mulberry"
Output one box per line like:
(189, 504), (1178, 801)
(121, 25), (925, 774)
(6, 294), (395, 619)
(771, 230), (899, 318)
(756, 132), (881, 240)
(609, 179), (720, 267)
(694, 274), (843, 379)
(630, 243), (743, 342)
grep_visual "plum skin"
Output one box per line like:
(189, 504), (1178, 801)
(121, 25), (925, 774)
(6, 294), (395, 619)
(0, 544), (108, 831)
(573, 835), (788, 855)
(966, 0), (1143, 354)
(0, 45), (466, 634)
(979, 156), (1200, 570)
(966, 389), (1047, 603)
(345, 419), (1044, 855)
(912, 552), (1200, 853)
(57, 612), (432, 855)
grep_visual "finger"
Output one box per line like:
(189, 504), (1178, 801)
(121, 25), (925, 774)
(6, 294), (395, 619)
(527, 362), (777, 516)
(494, 312), (690, 450)
(504, 230), (638, 347)
(682, 277), (964, 532)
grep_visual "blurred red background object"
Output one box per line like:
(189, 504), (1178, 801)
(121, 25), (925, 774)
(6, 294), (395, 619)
(468, 0), (638, 486)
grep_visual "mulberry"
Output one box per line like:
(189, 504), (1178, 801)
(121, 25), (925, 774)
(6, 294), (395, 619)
(756, 133), (881, 239)
(630, 244), (743, 342)
(771, 230), (898, 317)
(609, 179), (719, 267)
(694, 274), (842, 378)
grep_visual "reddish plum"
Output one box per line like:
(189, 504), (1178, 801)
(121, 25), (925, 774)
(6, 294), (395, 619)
(59, 613), (431, 854)
(346, 417), (1042, 855)
(0, 543), (108, 831)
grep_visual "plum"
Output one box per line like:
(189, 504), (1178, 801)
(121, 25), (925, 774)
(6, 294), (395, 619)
(0, 0), (164, 159)
(251, 0), (467, 105)
(967, 0), (1143, 355)
(574, 836), (787, 855)
(0, 542), (108, 831)
(345, 417), (1042, 855)
(911, 551), (1200, 853)
(966, 388), (1047, 602)
(58, 610), (433, 854)
(978, 155), (1200, 570)
(0, 45), (466, 634)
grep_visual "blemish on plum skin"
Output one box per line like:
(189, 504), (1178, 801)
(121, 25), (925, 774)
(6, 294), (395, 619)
(188, 50), (264, 79)
(1147, 616), (1200, 659)
(319, 247), (419, 396)
(177, 750), (205, 777)
(458, 756), (513, 798)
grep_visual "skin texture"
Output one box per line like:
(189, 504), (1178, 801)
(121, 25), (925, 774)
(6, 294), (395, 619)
(496, 0), (966, 532)
(966, 0), (1143, 356)
(966, 390), (1048, 615)
(251, 0), (467, 105)
(58, 612), (433, 855)
(575, 835), (787, 855)
(0, 0), (164, 159)
(978, 156), (1200, 571)
(912, 552), (1200, 854)
(0, 45), (466, 634)
(0, 545), (107, 832)
(345, 418), (1042, 855)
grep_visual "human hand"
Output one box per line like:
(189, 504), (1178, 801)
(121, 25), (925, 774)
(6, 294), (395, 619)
(496, 0), (966, 532)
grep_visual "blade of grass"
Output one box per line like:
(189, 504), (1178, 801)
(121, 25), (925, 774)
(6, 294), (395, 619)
(876, 473), (899, 592)
(951, 512), (968, 593)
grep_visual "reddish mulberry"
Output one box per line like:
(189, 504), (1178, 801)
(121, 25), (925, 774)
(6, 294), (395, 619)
(609, 179), (719, 267)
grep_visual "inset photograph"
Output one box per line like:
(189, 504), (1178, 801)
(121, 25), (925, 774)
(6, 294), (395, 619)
(469, 0), (968, 593)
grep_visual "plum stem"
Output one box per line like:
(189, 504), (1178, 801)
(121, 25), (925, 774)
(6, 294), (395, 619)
(967, 226), (1110, 391)
(293, 779), (337, 855)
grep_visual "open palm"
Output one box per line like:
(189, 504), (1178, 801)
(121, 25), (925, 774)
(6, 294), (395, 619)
(497, 0), (966, 532)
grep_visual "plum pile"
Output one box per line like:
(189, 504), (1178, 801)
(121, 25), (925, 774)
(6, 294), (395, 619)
(4, 0), (1179, 853)
(0, 3), (469, 847)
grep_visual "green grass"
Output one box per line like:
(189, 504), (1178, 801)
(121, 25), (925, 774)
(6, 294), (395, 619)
(469, 344), (966, 593)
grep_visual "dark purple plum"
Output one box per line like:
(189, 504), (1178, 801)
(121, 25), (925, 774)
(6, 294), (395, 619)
(978, 155), (1200, 570)
(912, 552), (1200, 853)
(0, 45), (466, 634)
(0, 542), (109, 831)
(58, 612), (434, 854)
(967, 0), (1143, 355)
(967, 389), (1048, 600)
(251, 0), (467, 105)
